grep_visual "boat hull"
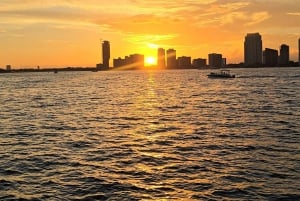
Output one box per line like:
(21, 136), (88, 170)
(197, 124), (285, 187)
(207, 74), (235, 78)
(207, 70), (235, 79)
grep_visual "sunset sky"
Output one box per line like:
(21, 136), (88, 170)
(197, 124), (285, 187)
(0, 0), (299, 68)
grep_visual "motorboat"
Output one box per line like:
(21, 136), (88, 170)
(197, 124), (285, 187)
(207, 70), (235, 78)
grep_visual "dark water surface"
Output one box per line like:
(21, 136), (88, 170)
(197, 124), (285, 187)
(0, 68), (299, 200)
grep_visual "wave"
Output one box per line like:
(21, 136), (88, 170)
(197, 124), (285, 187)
(238, 75), (276, 78)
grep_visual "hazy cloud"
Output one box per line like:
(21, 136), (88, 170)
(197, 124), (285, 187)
(246, 12), (271, 26)
(287, 12), (300, 16)
(0, 0), (299, 66)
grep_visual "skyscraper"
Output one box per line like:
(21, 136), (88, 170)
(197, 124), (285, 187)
(102, 40), (110, 69)
(157, 48), (166, 68)
(166, 48), (177, 69)
(279, 44), (289, 66)
(208, 53), (222, 68)
(193, 58), (206, 69)
(177, 56), (191, 69)
(244, 33), (262, 67)
(263, 48), (278, 67)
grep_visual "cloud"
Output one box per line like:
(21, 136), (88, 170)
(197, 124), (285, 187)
(287, 12), (300, 16)
(246, 11), (271, 26)
(124, 33), (178, 45)
(0, 0), (296, 33)
(1, 0), (300, 66)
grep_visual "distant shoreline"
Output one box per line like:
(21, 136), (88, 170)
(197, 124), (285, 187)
(0, 65), (299, 74)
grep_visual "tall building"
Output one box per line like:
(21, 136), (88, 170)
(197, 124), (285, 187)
(113, 57), (126, 68)
(299, 38), (300, 64)
(244, 33), (263, 67)
(279, 44), (289, 66)
(193, 58), (207, 69)
(113, 54), (144, 70)
(177, 56), (191, 69)
(166, 49), (177, 69)
(128, 54), (144, 70)
(263, 48), (278, 67)
(102, 40), (110, 69)
(208, 53), (223, 68)
(157, 48), (166, 68)
(6, 65), (11, 71)
(222, 58), (227, 67)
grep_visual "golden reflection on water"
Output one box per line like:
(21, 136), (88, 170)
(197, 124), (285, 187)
(2, 69), (299, 200)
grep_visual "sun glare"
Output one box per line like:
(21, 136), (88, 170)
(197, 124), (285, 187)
(145, 56), (156, 66)
(147, 43), (159, 49)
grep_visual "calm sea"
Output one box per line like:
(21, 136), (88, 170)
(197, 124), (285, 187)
(0, 68), (299, 201)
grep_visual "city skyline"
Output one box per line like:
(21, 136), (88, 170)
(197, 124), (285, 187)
(109, 31), (298, 70)
(0, 0), (300, 68)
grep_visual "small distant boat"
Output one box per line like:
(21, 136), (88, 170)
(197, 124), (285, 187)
(54, 70), (58, 74)
(207, 70), (235, 78)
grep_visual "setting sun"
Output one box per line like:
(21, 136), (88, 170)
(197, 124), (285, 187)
(145, 56), (156, 66)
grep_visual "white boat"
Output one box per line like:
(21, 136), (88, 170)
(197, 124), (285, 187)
(207, 70), (235, 78)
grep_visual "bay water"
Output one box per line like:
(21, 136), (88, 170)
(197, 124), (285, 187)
(0, 68), (299, 200)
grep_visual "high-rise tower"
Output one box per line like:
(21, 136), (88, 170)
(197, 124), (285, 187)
(263, 48), (278, 67)
(166, 49), (177, 69)
(102, 40), (110, 69)
(279, 44), (289, 66)
(208, 53), (223, 68)
(244, 33), (262, 67)
(157, 48), (166, 68)
(298, 38), (300, 64)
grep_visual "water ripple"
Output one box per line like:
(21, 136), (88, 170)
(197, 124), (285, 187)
(0, 68), (299, 200)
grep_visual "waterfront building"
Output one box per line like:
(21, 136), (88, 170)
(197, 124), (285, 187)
(192, 58), (207, 69)
(263, 48), (278, 67)
(222, 58), (227, 68)
(113, 57), (126, 68)
(208, 53), (223, 68)
(6, 65), (11, 71)
(113, 54), (144, 70)
(244, 33), (263, 67)
(157, 48), (166, 69)
(166, 49), (177, 69)
(279, 44), (289, 66)
(299, 38), (300, 64)
(129, 54), (144, 70)
(177, 56), (192, 69)
(102, 40), (110, 70)
(96, 40), (110, 70)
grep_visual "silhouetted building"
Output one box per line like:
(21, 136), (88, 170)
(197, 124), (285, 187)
(208, 53), (223, 68)
(113, 57), (126, 68)
(157, 48), (166, 68)
(193, 58), (207, 69)
(263, 48), (278, 67)
(129, 54), (144, 70)
(177, 56), (191, 69)
(166, 49), (177, 69)
(222, 58), (227, 67)
(244, 33), (263, 66)
(279, 44), (289, 66)
(6, 65), (11, 71)
(102, 40), (110, 69)
(299, 38), (300, 64)
(113, 54), (144, 70)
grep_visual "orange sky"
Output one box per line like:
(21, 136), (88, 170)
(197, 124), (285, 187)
(0, 0), (299, 68)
